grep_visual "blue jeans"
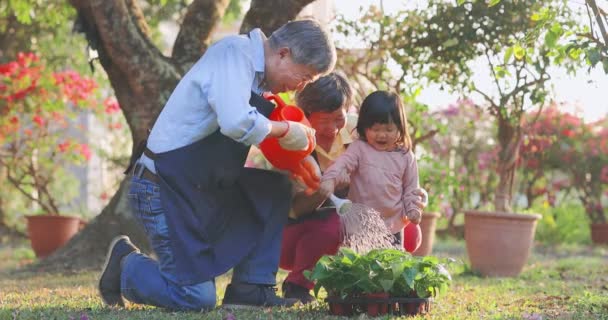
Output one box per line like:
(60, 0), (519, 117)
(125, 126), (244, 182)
(122, 176), (284, 310)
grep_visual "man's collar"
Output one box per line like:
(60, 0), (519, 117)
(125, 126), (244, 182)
(249, 28), (266, 73)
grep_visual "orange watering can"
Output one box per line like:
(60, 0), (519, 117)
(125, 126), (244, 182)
(259, 93), (319, 193)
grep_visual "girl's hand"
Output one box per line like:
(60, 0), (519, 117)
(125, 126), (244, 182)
(410, 188), (428, 211)
(318, 179), (335, 198)
(405, 210), (422, 224)
(334, 170), (351, 189)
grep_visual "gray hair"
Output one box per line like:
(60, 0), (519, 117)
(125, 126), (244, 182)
(296, 72), (352, 115)
(268, 19), (336, 75)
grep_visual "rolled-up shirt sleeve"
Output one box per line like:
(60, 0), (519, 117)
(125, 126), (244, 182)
(206, 43), (271, 146)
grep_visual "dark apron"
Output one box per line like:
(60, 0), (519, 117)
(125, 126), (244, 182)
(150, 92), (292, 285)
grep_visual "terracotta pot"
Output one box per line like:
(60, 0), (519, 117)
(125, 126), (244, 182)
(464, 210), (541, 277)
(26, 215), (81, 258)
(328, 301), (353, 316)
(364, 292), (389, 316)
(398, 299), (431, 316)
(590, 223), (608, 244)
(413, 211), (441, 256)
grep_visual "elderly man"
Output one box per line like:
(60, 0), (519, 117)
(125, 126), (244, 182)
(98, 19), (336, 311)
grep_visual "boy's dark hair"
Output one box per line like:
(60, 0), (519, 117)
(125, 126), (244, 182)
(356, 90), (412, 150)
(295, 72), (352, 116)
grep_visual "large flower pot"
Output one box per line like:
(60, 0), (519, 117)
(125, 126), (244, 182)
(413, 211), (441, 256)
(590, 223), (608, 244)
(26, 215), (81, 258)
(464, 210), (541, 277)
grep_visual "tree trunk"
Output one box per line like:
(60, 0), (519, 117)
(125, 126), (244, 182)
(240, 0), (317, 35)
(29, 0), (314, 273)
(494, 117), (522, 213)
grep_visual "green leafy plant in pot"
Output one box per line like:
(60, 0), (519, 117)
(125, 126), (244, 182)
(306, 248), (452, 316)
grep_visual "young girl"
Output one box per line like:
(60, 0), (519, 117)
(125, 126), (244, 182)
(319, 90), (422, 245)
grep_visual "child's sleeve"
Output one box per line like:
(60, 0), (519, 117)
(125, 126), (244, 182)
(321, 140), (362, 182)
(402, 151), (423, 217)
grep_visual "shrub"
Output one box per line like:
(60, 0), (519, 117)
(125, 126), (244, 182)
(534, 202), (590, 244)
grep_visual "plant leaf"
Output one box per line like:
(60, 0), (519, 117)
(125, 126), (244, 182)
(488, 0), (501, 7)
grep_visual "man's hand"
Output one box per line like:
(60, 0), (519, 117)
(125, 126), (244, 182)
(278, 121), (316, 151)
(291, 155), (321, 194)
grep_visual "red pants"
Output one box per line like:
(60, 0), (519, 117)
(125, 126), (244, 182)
(280, 211), (341, 289)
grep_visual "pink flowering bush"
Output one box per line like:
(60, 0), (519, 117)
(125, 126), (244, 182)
(0, 53), (112, 215)
(518, 102), (607, 224)
(559, 117), (608, 223)
(422, 99), (498, 231)
(517, 104), (581, 207)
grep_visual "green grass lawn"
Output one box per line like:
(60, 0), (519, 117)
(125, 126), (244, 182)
(1, 239), (607, 320)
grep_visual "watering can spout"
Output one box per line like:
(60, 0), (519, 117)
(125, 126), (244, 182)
(330, 194), (352, 215)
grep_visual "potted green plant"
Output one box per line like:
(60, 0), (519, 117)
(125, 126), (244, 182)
(0, 53), (105, 258)
(306, 248), (452, 316)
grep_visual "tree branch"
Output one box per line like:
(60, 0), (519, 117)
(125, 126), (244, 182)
(473, 87), (498, 110)
(413, 129), (440, 146)
(240, 0), (318, 35)
(485, 48), (504, 98)
(587, 0), (608, 46)
(172, 0), (230, 72)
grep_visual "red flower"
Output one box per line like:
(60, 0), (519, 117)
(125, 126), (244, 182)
(32, 115), (45, 127)
(601, 166), (608, 184)
(9, 116), (19, 124)
(79, 143), (92, 161)
(58, 141), (71, 153)
(103, 97), (120, 114)
(561, 129), (575, 138)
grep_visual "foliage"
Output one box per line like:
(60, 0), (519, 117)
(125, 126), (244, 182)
(534, 202), (591, 244)
(332, 10), (448, 151)
(516, 105), (606, 224)
(0, 53), (115, 215)
(518, 107), (607, 223)
(333, 1), (532, 91)
(485, 0), (608, 74)
(305, 247), (452, 299)
(446, 0), (581, 212)
(0, 0), (78, 63)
